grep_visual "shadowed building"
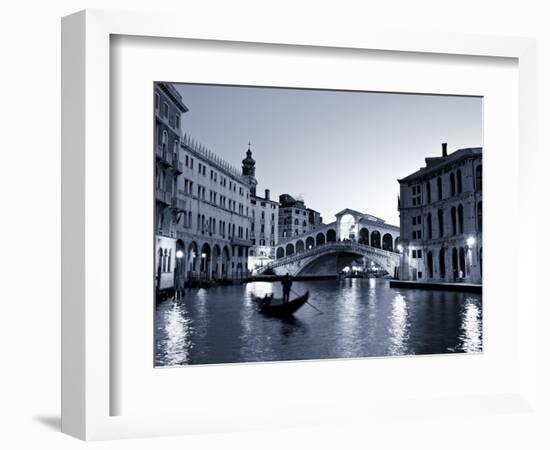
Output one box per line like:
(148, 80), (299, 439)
(397, 143), (482, 284)
(155, 82), (188, 293)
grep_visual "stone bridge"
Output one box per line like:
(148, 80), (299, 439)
(259, 241), (400, 278)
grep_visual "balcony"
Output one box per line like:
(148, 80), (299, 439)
(171, 196), (185, 211)
(230, 237), (253, 247)
(156, 188), (171, 205)
(155, 145), (173, 166)
(172, 155), (184, 173)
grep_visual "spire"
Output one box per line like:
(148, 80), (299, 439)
(242, 141), (256, 176)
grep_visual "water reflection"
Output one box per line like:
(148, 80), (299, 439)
(458, 298), (483, 352)
(155, 298), (193, 366)
(155, 279), (482, 366)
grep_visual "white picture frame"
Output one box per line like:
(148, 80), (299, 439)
(61, 9), (537, 441)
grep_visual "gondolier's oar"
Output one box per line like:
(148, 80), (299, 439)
(292, 288), (324, 314)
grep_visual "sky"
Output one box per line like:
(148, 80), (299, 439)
(174, 83), (482, 225)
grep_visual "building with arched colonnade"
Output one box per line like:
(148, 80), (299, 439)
(273, 208), (399, 262)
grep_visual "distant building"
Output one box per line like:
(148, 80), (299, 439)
(278, 194), (323, 239)
(249, 188), (279, 271)
(397, 143), (482, 284)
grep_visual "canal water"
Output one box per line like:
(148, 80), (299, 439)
(154, 278), (482, 366)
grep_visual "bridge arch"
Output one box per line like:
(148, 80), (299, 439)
(382, 233), (393, 251)
(359, 227), (369, 245)
(306, 236), (315, 250)
(327, 228), (336, 242)
(296, 240), (305, 253)
(371, 230), (381, 248)
(286, 243), (295, 256)
(276, 247), (285, 259)
(316, 232), (326, 246)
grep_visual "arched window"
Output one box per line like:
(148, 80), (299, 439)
(276, 247), (285, 259)
(450, 173), (456, 196)
(437, 209), (444, 238)
(452, 247), (458, 279)
(477, 201), (483, 232)
(302, 220), (307, 227)
(437, 176), (443, 200)
(439, 248), (446, 279)
(476, 165), (482, 191)
(286, 243), (295, 256)
(451, 207), (457, 235)
(158, 248), (163, 273)
(427, 213), (433, 239)
(427, 251), (434, 278)
(161, 130), (168, 153)
(458, 204), (464, 234)
(426, 181), (431, 203)
(459, 247), (466, 276)
(294, 218), (299, 226)
(457, 169), (463, 193)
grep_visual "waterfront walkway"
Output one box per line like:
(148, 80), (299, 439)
(389, 280), (482, 293)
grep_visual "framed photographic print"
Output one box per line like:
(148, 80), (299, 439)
(62, 9), (538, 441)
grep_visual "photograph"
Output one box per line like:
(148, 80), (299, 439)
(153, 82), (483, 366)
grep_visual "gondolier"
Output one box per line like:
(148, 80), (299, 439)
(281, 273), (293, 303)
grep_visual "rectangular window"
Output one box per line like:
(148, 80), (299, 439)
(155, 93), (159, 109)
(417, 250), (423, 259)
(175, 114), (180, 129)
(412, 250), (417, 258)
(163, 102), (169, 118)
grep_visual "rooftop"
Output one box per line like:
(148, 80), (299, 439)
(398, 146), (482, 183)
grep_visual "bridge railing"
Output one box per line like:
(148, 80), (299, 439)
(264, 241), (399, 271)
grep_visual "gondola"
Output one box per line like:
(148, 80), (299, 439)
(252, 291), (309, 318)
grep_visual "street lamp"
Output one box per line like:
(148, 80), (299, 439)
(175, 249), (184, 297)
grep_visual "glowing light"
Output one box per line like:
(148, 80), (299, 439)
(176, 250), (184, 259)
(201, 252), (207, 258)
(397, 244), (404, 253)
(466, 236), (476, 248)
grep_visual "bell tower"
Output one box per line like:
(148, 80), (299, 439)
(242, 142), (258, 196)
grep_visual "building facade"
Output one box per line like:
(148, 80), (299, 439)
(248, 188), (279, 271)
(155, 83), (257, 294)
(173, 137), (253, 288)
(278, 194), (323, 239)
(154, 82), (188, 292)
(397, 143), (482, 284)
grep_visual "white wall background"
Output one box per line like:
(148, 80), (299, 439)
(0, 0), (548, 448)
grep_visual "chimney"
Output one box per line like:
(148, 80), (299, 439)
(442, 142), (448, 157)
(265, 189), (270, 200)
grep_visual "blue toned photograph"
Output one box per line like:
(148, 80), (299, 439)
(154, 82), (483, 366)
